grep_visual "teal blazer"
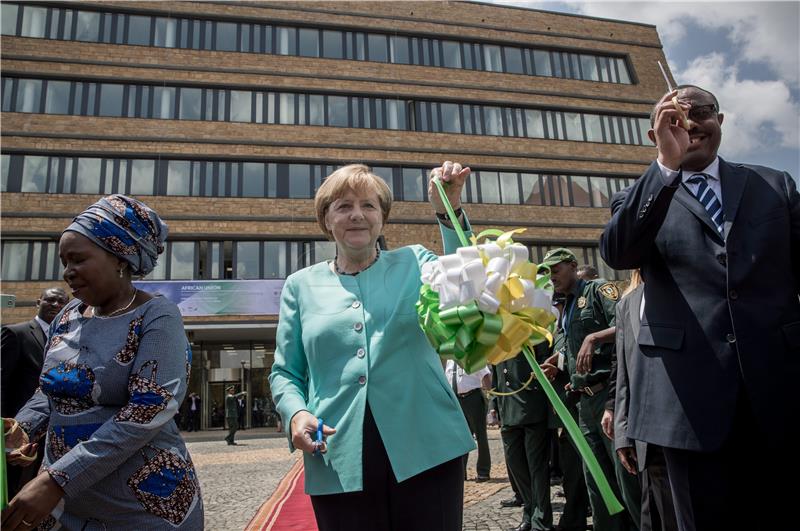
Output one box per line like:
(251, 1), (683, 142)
(269, 222), (476, 495)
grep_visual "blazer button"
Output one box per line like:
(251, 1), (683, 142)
(503, 368), (508, 374)
(505, 381), (510, 386)
(354, 322), (363, 332)
(352, 300), (361, 309)
(356, 348), (365, 358)
(358, 375), (366, 385)
(729, 290), (738, 300)
(716, 253), (727, 266)
(726, 333), (736, 343)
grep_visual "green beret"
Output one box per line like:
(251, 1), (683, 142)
(542, 247), (577, 267)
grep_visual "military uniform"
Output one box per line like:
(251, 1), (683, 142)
(492, 342), (553, 531)
(543, 248), (640, 531)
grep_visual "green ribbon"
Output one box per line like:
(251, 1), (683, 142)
(421, 175), (624, 515)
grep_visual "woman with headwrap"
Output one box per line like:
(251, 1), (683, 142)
(1, 195), (204, 531)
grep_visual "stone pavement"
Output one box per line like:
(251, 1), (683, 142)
(185, 426), (589, 531)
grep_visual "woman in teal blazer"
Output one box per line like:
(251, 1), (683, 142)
(269, 162), (476, 530)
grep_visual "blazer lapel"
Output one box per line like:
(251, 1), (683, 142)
(674, 184), (722, 240)
(28, 320), (46, 352)
(719, 158), (748, 237)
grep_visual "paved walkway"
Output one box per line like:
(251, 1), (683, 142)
(186, 426), (589, 531)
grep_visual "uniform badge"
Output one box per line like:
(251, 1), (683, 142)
(577, 296), (587, 308)
(599, 282), (620, 301)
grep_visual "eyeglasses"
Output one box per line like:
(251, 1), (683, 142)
(687, 104), (718, 122)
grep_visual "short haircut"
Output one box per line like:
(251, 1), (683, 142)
(577, 264), (599, 279)
(39, 287), (68, 299)
(649, 84), (720, 126)
(314, 164), (393, 240)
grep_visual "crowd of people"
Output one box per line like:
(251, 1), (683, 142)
(2, 84), (797, 531)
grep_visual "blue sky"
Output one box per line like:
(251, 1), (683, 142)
(484, 1), (800, 180)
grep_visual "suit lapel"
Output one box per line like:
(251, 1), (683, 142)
(27, 320), (46, 351)
(719, 158), (748, 237)
(674, 184), (722, 240)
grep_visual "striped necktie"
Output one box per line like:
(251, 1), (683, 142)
(687, 173), (724, 235)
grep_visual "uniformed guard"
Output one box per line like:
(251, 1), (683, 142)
(490, 342), (553, 531)
(541, 248), (640, 531)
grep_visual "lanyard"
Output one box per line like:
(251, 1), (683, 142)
(563, 280), (584, 336)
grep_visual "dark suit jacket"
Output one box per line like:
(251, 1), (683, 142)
(1, 319), (47, 418)
(612, 284), (649, 472)
(601, 158), (800, 452)
(491, 343), (549, 427)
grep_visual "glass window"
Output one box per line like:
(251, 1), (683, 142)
(532, 50), (551, 76)
(276, 27), (296, 55)
(45, 81), (71, 114)
(571, 176), (591, 207)
(16, 79), (42, 113)
(564, 112), (584, 141)
(2, 78), (12, 112)
(1, 4), (18, 36)
(153, 86), (175, 119)
(130, 159), (155, 195)
(314, 241), (336, 264)
(402, 168), (424, 201)
(385, 99), (405, 130)
(308, 95), (324, 126)
(20, 5), (46, 38)
(264, 241), (286, 278)
(127, 15), (151, 46)
(76, 157), (102, 193)
(288, 164), (310, 198)
(442, 41), (461, 68)
(371, 166), (393, 194)
(499, 172), (520, 204)
(167, 161), (191, 195)
(483, 106), (503, 136)
(355, 33), (366, 60)
(322, 30), (343, 59)
(230, 90), (251, 122)
(98, 84), (124, 117)
(590, 178), (610, 207)
(617, 58), (631, 84)
(298, 28), (319, 57)
(503, 47), (523, 74)
(639, 118), (654, 146)
(74, 11), (100, 42)
(584, 114), (603, 142)
(0, 154), (10, 192)
(520, 173), (542, 205)
(170, 242), (194, 279)
(440, 103), (461, 134)
(154, 17), (177, 47)
(279, 93), (295, 124)
(242, 162), (265, 197)
(482, 45), (502, 72)
(215, 21), (237, 51)
(580, 55), (599, 81)
(1, 242), (29, 280)
(179, 88), (202, 120)
(367, 34), (388, 62)
(21, 156), (48, 192)
(390, 36), (409, 64)
(477, 171), (500, 203)
(236, 242), (260, 279)
(328, 96), (348, 127)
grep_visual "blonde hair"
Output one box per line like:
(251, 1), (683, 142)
(622, 269), (642, 297)
(314, 164), (393, 240)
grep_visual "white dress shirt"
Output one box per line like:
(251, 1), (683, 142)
(445, 360), (489, 394)
(657, 156), (723, 208)
(34, 315), (50, 336)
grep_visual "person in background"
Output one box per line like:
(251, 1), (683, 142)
(1, 194), (203, 530)
(445, 360), (492, 482)
(269, 162), (476, 530)
(224, 385), (247, 445)
(576, 265), (599, 281)
(1, 287), (69, 499)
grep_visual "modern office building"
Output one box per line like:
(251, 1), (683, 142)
(1, 1), (671, 428)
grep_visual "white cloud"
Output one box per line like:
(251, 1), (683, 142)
(677, 53), (798, 158)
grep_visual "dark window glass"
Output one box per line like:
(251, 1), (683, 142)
(440, 103), (461, 133)
(368, 34), (388, 62)
(328, 96), (348, 127)
(617, 58), (631, 84)
(242, 162), (265, 197)
(0, 154), (10, 192)
(533, 50), (551, 76)
(2, 4), (19, 35)
(482, 45), (502, 72)
(76, 157), (102, 193)
(289, 164), (310, 198)
(503, 47), (524, 74)
(45, 81), (71, 114)
(322, 30), (343, 59)
(128, 15), (151, 46)
(215, 21), (237, 51)
(98, 83), (124, 117)
(153, 86), (175, 119)
(355, 33), (366, 60)
(179, 88), (202, 120)
(390, 36), (409, 64)
(308, 95), (324, 126)
(298, 28), (319, 57)
(442, 41), (462, 68)
(483, 107), (503, 136)
(2, 78), (12, 112)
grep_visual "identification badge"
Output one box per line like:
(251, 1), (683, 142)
(577, 296), (587, 308)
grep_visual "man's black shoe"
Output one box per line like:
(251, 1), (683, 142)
(500, 497), (523, 508)
(508, 522), (532, 531)
(475, 475), (490, 482)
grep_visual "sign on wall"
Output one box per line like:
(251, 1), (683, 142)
(134, 280), (285, 316)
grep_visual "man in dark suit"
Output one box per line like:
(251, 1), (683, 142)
(606, 280), (677, 531)
(1, 287), (69, 496)
(600, 85), (799, 531)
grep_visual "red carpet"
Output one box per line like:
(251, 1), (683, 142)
(245, 458), (318, 531)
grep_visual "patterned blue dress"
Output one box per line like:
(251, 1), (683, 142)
(15, 296), (204, 530)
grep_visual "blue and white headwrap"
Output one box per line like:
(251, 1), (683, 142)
(64, 195), (168, 276)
